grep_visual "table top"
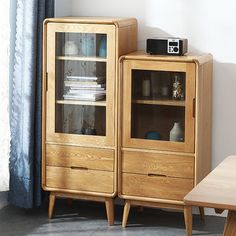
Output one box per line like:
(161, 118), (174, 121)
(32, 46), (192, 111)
(184, 156), (236, 210)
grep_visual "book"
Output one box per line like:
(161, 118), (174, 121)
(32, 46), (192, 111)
(66, 75), (105, 82)
(68, 87), (105, 91)
(66, 90), (106, 95)
(65, 81), (105, 87)
(63, 75), (106, 101)
(63, 93), (105, 101)
(65, 83), (106, 88)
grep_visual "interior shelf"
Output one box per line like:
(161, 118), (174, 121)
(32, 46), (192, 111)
(56, 56), (107, 62)
(132, 99), (185, 107)
(56, 99), (106, 106)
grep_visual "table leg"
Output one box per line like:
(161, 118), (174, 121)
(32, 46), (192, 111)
(224, 210), (236, 236)
(184, 205), (192, 236)
(199, 207), (205, 221)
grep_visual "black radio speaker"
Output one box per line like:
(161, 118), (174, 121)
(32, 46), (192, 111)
(146, 37), (188, 56)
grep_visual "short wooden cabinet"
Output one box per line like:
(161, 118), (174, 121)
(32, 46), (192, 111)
(118, 52), (213, 231)
(42, 17), (137, 224)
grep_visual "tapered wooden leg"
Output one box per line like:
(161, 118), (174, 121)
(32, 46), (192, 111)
(199, 207), (205, 221)
(105, 198), (114, 226)
(224, 210), (236, 236)
(48, 192), (56, 219)
(122, 201), (131, 228)
(184, 205), (192, 236)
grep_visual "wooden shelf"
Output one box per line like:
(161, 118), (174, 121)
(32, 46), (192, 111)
(56, 56), (107, 62)
(56, 100), (106, 106)
(132, 99), (185, 107)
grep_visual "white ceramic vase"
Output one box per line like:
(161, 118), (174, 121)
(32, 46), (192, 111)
(169, 122), (184, 142)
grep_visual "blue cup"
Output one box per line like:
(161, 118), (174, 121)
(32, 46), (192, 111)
(145, 131), (161, 140)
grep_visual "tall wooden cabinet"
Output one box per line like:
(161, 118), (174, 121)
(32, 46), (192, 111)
(42, 17), (137, 224)
(118, 52), (213, 231)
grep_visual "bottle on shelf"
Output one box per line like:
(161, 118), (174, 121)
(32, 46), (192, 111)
(172, 74), (184, 100)
(161, 78), (170, 99)
(142, 78), (151, 97)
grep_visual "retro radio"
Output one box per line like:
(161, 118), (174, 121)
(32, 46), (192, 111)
(146, 37), (188, 56)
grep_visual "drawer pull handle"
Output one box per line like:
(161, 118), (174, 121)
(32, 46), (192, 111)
(148, 173), (167, 178)
(71, 166), (88, 171)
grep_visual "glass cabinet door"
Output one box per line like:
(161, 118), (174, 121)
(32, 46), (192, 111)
(122, 60), (196, 152)
(45, 23), (115, 146)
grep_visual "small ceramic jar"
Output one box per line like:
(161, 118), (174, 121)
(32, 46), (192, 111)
(64, 41), (79, 55)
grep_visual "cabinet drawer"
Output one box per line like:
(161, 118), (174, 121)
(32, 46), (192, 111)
(46, 144), (114, 171)
(122, 150), (194, 178)
(122, 173), (194, 201)
(46, 166), (113, 193)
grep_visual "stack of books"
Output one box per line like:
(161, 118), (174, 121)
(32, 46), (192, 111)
(63, 76), (106, 101)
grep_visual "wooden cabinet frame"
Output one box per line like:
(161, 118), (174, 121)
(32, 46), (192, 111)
(118, 52), (213, 233)
(42, 17), (137, 225)
(122, 60), (196, 153)
(46, 23), (116, 147)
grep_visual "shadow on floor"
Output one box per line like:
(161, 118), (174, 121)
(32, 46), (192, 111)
(0, 199), (225, 236)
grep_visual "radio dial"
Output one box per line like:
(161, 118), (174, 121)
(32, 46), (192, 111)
(173, 47), (178, 52)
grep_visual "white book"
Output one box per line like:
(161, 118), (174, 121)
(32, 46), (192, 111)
(66, 75), (105, 81)
(65, 83), (106, 88)
(63, 94), (105, 101)
(67, 90), (106, 95)
(69, 87), (105, 91)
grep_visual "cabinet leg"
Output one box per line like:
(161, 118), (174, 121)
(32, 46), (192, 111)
(122, 201), (131, 228)
(48, 192), (56, 219)
(199, 207), (205, 221)
(223, 210), (236, 236)
(184, 205), (192, 236)
(105, 198), (114, 226)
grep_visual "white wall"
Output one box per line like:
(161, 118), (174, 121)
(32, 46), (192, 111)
(55, 0), (72, 17)
(55, 0), (236, 216)
(56, 0), (236, 169)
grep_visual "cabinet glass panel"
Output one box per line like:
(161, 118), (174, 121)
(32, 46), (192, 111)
(56, 104), (106, 136)
(131, 70), (186, 142)
(55, 32), (107, 136)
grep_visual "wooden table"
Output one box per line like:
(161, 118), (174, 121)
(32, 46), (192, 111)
(184, 155), (236, 236)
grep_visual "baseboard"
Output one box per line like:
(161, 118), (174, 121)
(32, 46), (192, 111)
(203, 207), (227, 217)
(0, 191), (8, 209)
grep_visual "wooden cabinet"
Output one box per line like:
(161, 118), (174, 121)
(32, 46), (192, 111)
(118, 52), (213, 231)
(42, 17), (137, 224)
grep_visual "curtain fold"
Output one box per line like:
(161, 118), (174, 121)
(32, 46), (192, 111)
(0, 0), (10, 192)
(9, 0), (54, 208)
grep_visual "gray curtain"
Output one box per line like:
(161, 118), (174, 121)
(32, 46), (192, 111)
(9, 0), (54, 208)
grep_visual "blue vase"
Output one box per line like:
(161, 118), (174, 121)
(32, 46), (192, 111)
(82, 34), (95, 56)
(99, 35), (107, 58)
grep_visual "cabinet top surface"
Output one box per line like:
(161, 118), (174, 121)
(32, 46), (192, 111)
(44, 17), (137, 27)
(120, 51), (213, 65)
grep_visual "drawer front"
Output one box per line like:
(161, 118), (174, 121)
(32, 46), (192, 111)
(122, 173), (194, 201)
(122, 150), (194, 178)
(46, 144), (114, 171)
(46, 166), (113, 193)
